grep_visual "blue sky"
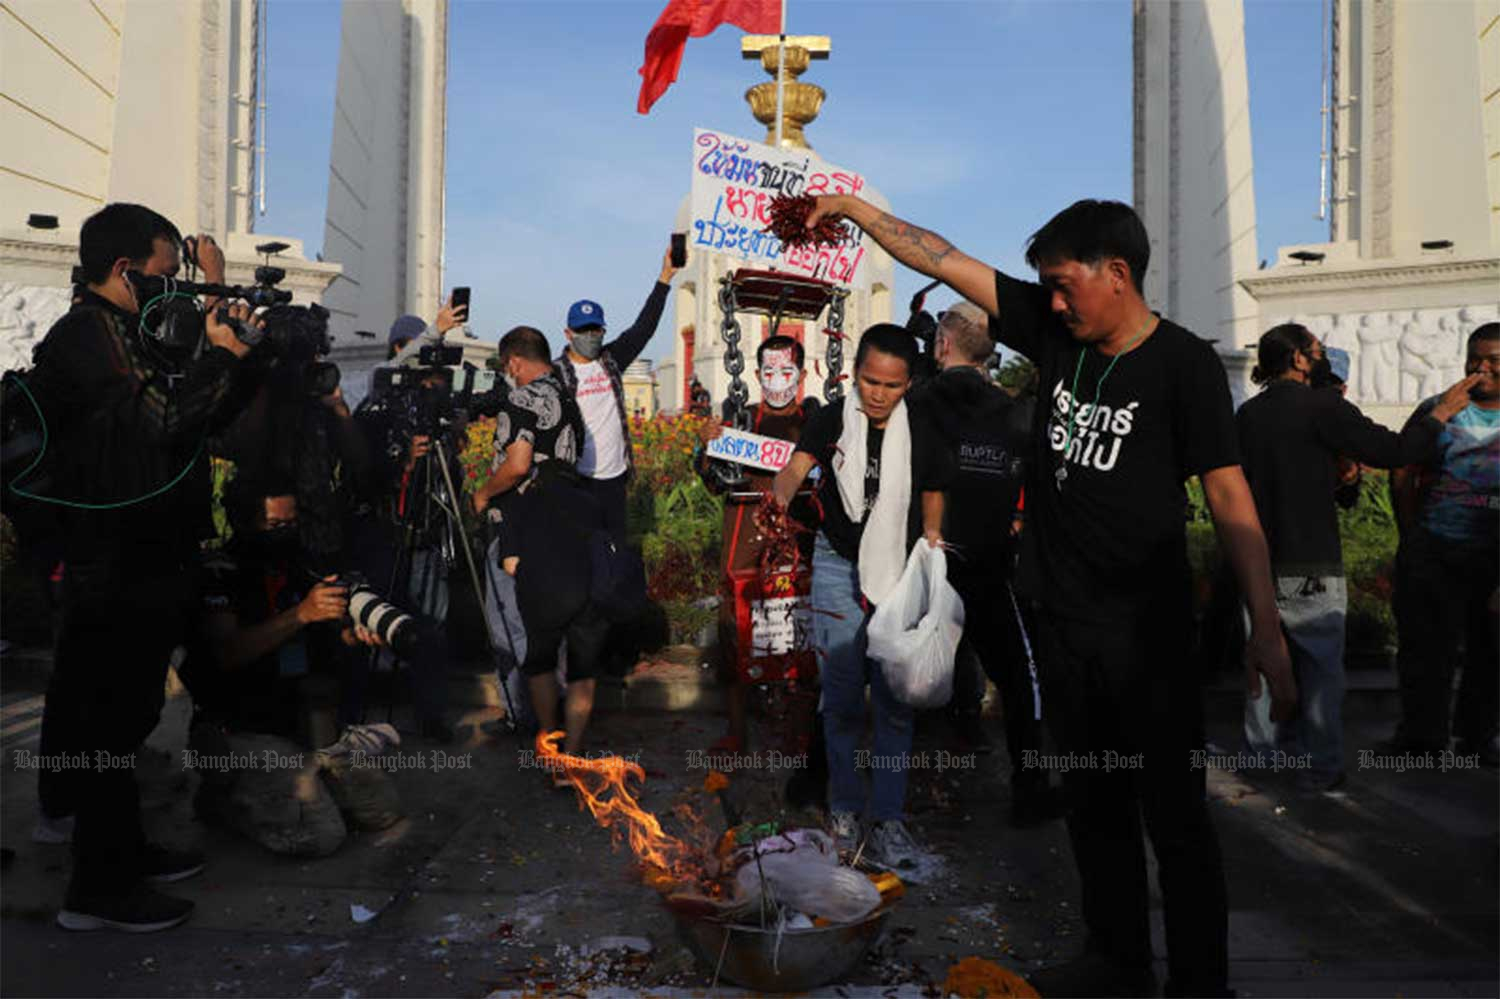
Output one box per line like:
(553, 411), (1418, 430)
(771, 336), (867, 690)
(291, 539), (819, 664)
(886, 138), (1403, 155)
(260, 0), (1328, 364)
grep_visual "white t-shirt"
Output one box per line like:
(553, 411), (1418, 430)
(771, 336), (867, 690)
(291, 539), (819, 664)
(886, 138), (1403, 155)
(573, 359), (628, 479)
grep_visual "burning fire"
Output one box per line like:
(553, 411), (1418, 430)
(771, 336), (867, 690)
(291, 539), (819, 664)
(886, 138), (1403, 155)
(534, 731), (710, 892)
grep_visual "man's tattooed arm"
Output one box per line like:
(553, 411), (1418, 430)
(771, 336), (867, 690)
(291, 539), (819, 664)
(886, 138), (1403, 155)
(812, 194), (1000, 316)
(864, 211), (956, 274)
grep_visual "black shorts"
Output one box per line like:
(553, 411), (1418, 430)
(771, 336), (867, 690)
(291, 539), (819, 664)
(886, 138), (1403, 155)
(521, 607), (610, 681)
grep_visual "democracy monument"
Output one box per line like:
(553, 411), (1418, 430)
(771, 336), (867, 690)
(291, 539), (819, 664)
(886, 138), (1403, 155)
(2, 0), (1496, 429)
(1136, 0), (1500, 425)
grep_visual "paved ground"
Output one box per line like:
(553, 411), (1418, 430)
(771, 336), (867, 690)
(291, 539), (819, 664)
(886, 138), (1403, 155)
(0, 649), (1495, 998)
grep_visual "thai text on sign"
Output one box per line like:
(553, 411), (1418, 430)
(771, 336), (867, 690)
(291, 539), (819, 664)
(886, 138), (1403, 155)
(690, 128), (872, 289)
(704, 426), (798, 472)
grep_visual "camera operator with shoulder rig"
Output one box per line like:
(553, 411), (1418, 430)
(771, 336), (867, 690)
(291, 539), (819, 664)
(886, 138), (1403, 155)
(179, 470), (404, 857)
(16, 204), (261, 933)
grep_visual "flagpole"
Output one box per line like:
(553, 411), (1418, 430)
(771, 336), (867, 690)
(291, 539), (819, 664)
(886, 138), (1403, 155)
(774, 0), (787, 146)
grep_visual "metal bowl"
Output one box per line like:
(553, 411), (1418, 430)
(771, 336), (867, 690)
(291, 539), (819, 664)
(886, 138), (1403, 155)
(672, 902), (893, 992)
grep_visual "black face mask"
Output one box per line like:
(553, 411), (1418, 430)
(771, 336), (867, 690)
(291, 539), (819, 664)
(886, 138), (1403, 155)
(247, 524), (301, 565)
(1308, 356), (1337, 389)
(125, 271), (205, 363)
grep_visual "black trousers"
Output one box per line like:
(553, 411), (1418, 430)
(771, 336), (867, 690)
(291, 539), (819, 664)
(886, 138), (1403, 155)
(579, 472), (629, 539)
(1035, 608), (1228, 995)
(949, 569), (1047, 788)
(47, 559), (190, 896)
(1395, 527), (1499, 749)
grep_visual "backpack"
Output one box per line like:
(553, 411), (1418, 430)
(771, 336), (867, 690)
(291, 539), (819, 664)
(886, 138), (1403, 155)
(585, 528), (649, 623)
(0, 368), (63, 547)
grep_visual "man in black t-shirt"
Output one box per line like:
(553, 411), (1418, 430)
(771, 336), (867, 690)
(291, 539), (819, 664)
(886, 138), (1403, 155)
(919, 302), (1058, 828)
(802, 195), (1295, 998)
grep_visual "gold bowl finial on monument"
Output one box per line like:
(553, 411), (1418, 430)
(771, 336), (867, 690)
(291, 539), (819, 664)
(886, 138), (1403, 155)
(741, 35), (831, 150)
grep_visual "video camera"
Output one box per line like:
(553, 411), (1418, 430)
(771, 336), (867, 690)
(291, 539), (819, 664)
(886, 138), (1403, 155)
(363, 341), (501, 442)
(118, 265), (334, 365)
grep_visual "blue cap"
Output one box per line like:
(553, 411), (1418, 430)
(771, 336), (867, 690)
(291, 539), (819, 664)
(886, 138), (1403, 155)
(389, 314), (426, 344)
(1325, 346), (1351, 384)
(566, 300), (605, 330)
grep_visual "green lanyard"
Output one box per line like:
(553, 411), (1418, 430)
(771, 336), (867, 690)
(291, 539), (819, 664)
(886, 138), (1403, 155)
(1056, 319), (1153, 489)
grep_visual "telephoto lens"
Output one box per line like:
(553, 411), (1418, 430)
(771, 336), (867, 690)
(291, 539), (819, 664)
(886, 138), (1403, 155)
(346, 582), (424, 659)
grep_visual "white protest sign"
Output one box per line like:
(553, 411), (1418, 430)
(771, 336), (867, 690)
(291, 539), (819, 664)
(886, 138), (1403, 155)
(690, 128), (873, 289)
(703, 426), (799, 472)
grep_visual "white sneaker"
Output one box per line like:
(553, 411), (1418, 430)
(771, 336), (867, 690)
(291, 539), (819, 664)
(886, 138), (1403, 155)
(33, 813), (75, 845)
(867, 820), (923, 871)
(828, 810), (860, 852)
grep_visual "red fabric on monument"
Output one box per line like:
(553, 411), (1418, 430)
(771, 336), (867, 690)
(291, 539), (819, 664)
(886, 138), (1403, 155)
(637, 0), (780, 113)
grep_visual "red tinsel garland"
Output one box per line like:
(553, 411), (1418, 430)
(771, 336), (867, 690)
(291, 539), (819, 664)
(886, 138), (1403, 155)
(764, 194), (848, 250)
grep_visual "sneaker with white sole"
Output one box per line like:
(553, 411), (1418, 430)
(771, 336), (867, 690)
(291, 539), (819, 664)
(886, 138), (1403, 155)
(141, 844), (206, 884)
(57, 885), (193, 933)
(32, 813), (75, 845)
(867, 819), (924, 871)
(828, 810), (860, 852)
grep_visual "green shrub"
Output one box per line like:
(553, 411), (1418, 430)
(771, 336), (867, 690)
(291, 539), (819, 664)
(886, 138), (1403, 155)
(628, 413), (724, 642)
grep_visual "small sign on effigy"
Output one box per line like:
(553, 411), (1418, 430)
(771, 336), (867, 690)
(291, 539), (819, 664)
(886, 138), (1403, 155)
(704, 426), (798, 472)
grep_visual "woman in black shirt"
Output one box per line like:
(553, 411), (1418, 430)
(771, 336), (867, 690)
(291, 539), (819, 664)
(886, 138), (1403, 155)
(772, 324), (953, 872)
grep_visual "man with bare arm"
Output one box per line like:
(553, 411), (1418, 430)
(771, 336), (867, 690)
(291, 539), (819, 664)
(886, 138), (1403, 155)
(803, 195), (1296, 997)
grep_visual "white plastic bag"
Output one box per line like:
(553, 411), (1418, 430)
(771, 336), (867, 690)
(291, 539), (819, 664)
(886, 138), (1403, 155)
(734, 852), (881, 924)
(866, 543), (965, 708)
(729, 830), (881, 924)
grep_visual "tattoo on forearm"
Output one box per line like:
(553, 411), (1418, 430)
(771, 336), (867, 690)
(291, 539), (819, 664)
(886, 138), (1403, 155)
(868, 211), (955, 273)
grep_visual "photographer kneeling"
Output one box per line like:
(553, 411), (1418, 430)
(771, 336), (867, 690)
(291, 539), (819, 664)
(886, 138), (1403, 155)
(181, 471), (403, 857)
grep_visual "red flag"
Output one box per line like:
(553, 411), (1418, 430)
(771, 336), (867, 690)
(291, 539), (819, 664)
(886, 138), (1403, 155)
(637, 0), (780, 114)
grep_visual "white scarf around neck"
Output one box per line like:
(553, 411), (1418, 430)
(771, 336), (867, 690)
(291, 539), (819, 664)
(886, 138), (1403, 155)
(834, 389), (911, 605)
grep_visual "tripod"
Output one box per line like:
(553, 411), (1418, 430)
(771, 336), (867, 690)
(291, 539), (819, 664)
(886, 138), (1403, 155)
(370, 424), (519, 729)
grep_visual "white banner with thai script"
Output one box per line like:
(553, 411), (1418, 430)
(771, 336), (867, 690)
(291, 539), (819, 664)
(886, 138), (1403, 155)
(690, 128), (872, 289)
(703, 426), (799, 472)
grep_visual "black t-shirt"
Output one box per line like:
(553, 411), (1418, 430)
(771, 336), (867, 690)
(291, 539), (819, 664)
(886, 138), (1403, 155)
(180, 548), (314, 737)
(794, 400), (956, 563)
(989, 271), (1240, 623)
(1237, 380), (1441, 577)
(917, 366), (1030, 577)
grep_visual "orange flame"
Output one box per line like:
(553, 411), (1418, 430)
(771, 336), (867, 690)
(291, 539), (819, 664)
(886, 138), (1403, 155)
(534, 730), (707, 891)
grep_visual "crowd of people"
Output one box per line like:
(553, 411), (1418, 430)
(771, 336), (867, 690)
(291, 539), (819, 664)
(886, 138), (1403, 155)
(3, 197), (1493, 999)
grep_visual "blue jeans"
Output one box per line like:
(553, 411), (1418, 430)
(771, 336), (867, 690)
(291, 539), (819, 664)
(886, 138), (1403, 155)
(812, 535), (914, 822)
(1244, 575), (1347, 779)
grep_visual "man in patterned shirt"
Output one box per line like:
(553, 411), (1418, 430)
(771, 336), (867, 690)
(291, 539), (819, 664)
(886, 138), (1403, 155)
(472, 327), (607, 761)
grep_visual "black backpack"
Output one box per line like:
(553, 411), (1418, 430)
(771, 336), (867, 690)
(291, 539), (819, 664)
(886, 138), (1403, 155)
(586, 528), (649, 623)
